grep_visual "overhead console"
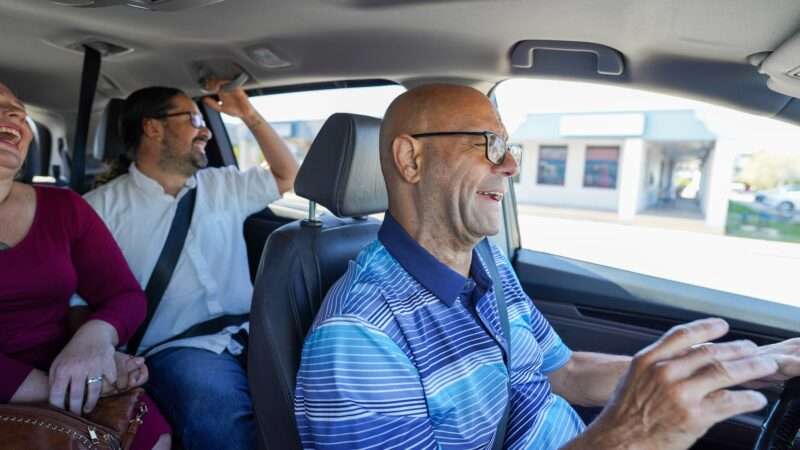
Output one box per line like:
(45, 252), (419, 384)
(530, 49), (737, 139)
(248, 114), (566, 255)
(752, 32), (800, 99)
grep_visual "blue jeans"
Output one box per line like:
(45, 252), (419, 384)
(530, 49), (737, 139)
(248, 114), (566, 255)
(146, 347), (255, 450)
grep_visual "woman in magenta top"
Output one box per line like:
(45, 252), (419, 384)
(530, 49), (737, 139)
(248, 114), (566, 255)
(0, 82), (171, 449)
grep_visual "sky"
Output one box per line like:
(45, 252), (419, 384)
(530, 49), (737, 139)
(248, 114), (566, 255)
(224, 80), (800, 153)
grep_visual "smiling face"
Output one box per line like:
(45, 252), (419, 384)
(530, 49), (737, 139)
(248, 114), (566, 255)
(0, 83), (33, 178)
(153, 93), (211, 177)
(417, 97), (517, 240)
(382, 84), (519, 244)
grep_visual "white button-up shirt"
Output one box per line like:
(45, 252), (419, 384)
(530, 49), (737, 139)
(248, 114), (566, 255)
(81, 163), (280, 356)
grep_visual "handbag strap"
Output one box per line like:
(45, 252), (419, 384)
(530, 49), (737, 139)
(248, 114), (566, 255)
(477, 239), (512, 450)
(127, 187), (197, 355)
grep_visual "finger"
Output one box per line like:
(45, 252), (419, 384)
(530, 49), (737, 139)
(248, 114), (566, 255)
(205, 78), (227, 93)
(68, 375), (86, 415)
(123, 356), (145, 372)
(83, 376), (102, 413)
(665, 340), (759, 381)
(116, 369), (130, 391)
(689, 355), (778, 394)
(48, 373), (69, 409)
(772, 355), (800, 380)
(702, 389), (768, 423)
(203, 96), (223, 112)
(104, 355), (118, 386)
(101, 378), (118, 396)
(134, 363), (149, 386)
(640, 318), (729, 363)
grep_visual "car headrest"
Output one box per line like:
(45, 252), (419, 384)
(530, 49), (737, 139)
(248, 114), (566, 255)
(93, 98), (126, 163)
(294, 113), (387, 218)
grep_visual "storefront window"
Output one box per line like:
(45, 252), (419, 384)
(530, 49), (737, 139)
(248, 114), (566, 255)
(537, 146), (567, 185)
(583, 146), (619, 188)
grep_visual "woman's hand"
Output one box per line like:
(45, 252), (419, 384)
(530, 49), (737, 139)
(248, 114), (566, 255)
(100, 352), (148, 396)
(48, 320), (118, 415)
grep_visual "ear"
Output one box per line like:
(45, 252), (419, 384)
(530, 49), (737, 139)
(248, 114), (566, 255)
(392, 134), (423, 184)
(141, 117), (163, 139)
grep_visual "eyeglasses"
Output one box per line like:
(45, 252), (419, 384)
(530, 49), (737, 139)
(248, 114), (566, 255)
(410, 130), (521, 166)
(152, 111), (207, 129)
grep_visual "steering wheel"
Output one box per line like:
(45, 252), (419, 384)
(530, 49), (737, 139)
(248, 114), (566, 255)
(754, 377), (800, 450)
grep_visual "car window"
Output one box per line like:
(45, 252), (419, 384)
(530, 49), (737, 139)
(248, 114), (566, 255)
(495, 79), (800, 307)
(222, 84), (405, 170)
(221, 84), (405, 212)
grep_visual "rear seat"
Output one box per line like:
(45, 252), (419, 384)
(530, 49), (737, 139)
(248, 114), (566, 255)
(93, 98), (126, 165)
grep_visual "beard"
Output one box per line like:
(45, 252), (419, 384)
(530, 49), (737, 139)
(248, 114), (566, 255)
(158, 137), (208, 177)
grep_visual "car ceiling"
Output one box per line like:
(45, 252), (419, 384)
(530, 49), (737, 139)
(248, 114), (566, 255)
(3, 0), (800, 124)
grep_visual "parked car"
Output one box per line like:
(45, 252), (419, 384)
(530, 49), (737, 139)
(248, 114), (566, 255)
(756, 184), (800, 213)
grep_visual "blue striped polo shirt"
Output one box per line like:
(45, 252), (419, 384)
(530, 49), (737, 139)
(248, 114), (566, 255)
(295, 214), (585, 449)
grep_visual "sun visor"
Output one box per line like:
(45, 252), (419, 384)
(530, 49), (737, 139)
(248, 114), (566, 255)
(754, 33), (800, 99)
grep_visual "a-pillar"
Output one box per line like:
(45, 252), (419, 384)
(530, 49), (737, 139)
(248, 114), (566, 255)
(617, 138), (645, 221)
(703, 139), (737, 232)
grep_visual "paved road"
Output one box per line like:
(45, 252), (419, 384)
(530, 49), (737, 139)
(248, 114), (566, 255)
(517, 213), (799, 308)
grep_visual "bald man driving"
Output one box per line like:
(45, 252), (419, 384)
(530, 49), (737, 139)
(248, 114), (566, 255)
(294, 84), (800, 449)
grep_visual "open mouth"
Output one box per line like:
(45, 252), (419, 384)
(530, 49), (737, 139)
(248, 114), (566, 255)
(0, 126), (22, 147)
(477, 190), (504, 202)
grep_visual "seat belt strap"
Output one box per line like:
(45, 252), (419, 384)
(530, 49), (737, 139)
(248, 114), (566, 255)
(127, 187), (197, 355)
(70, 45), (101, 193)
(477, 239), (512, 450)
(139, 313), (249, 355)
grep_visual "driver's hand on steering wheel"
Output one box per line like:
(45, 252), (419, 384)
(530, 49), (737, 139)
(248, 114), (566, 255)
(570, 318), (777, 450)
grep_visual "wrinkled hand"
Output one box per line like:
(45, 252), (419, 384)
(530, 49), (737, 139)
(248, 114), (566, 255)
(585, 318), (778, 450)
(202, 78), (259, 124)
(100, 352), (148, 397)
(744, 338), (800, 389)
(49, 320), (118, 415)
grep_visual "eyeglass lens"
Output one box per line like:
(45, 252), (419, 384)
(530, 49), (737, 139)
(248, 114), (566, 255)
(486, 134), (522, 166)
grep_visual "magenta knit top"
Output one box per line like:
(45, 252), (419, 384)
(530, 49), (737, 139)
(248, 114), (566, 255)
(0, 186), (146, 402)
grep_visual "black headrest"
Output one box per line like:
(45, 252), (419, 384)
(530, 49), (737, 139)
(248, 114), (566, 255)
(93, 98), (126, 163)
(294, 113), (387, 218)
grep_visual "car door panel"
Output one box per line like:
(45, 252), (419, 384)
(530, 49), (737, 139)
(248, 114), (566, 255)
(513, 248), (796, 450)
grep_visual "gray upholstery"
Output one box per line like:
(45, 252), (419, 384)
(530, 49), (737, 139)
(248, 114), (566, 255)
(93, 98), (126, 163)
(294, 113), (387, 217)
(249, 112), (385, 450)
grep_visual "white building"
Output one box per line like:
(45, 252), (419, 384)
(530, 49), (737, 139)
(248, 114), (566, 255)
(511, 110), (736, 230)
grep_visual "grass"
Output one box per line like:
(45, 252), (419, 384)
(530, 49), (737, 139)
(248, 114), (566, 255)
(725, 201), (800, 243)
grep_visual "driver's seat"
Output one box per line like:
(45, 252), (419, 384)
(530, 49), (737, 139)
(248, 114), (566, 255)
(248, 113), (387, 450)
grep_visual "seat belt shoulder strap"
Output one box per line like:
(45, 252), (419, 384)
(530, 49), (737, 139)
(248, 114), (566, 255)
(477, 239), (512, 450)
(127, 187), (197, 355)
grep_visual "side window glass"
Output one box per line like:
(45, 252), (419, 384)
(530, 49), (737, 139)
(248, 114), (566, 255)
(496, 79), (800, 307)
(222, 84), (405, 172)
(220, 84), (405, 213)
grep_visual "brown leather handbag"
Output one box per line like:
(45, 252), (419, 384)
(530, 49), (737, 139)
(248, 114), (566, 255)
(0, 387), (148, 450)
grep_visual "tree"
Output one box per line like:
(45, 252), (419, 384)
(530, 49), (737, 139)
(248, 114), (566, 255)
(737, 150), (800, 190)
